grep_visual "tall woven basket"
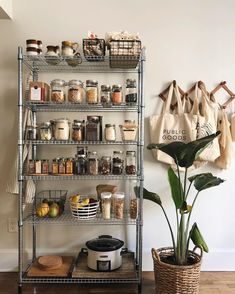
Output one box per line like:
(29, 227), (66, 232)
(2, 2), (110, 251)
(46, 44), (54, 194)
(152, 247), (203, 294)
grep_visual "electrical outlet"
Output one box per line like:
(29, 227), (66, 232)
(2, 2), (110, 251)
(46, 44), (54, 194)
(8, 218), (18, 233)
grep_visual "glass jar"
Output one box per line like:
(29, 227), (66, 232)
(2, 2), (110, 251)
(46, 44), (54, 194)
(68, 80), (84, 103)
(104, 124), (116, 142)
(41, 159), (49, 174)
(52, 158), (59, 174)
(28, 160), (35, 174)
(26, 125), (37, 140)
(66, 158), (74, 174)
(101, 192), (112, 219)
(130, 194), (138, 219)
(125, 79), (137, 104)
(39, 122), (52, 141)
(99, 156), (111, 175)
(58, 158), (66, 174)
(50, 79), (66, 103)
(35, 160), (42, 174)
(100, 85), (111, 104)
(86, 117), (100, 141)
(75, 155), (87, 175)
(86, 80), (98, 104)
(114, 192), (125, 219)
(125, 151), (136, 175)
(112, 151), (124, 175)
(54, 118), (70, 140)
(88, 151), (99, 175)
(111, 85), (123, 105)
(76, 146), (88, 156)
(72, 120), (84, 141)
(120, 120), (138, 141)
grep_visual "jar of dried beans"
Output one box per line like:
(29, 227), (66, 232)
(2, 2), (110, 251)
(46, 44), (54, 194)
(68, 80), (84, 103)
(112, 151), (124, 175)
(111, 85), (122, 105)
(114, 192), (125, 219)
(100, 85), (111, 105)
(99, 156), (111, 175)
(72, 120), (84, 141)
(125, 78), (137, 104)
(50, 79), (66, 103)
(125, 151), (136, 175)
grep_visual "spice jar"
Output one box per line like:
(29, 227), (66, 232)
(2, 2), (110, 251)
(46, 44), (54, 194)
(58, 158), (66, 174)
(104, 124), (116, 142)
(99, 156), (111, 175)
(54, 119), (70, 140)
(75, 155), (87, 175)
(28, 160), (35, 174)
(52, 158), (59, 175)
(120, 120), (138, 141)
(35, 160), (42, 174)
(130, 194), (138, 219)
(114, 192), (125, 219)
(111, 85), (123, 105)
(72, 120), (84, 141)
(86, 80), (98, 104)
(125, 151), (136, 175)
(50, 79), (66, 103)
(100, 85), (111, 105)
(86, 116), (101, 141)
(68, 80), (84, 103)
(41, 159), (49, 174)
(39, 122), (52, 141)
(66, 158), (74, 174)
(125, 79), (137, 104)
(88, 151), (99, 175)
(112, 151), (124, 175)
(101, 192), (112, 219)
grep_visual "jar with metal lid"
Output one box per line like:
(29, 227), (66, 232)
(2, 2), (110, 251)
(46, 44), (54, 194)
(52, 158), (59, 174)
(101, 192), (112, 219)
(114, 192), (125, 219)
(88, 151), (99, 175)
(50, 79), (66, 103)
(58, 158), (66, 174)
(26, 125), (37, 140)
(125, 79), (137, 104)
(86, 80), (98, 104)
(72, 120), (84, 141)
(125, 151), (136, 175)
(39, 122), (52, 141)
(75, 155), (87, 175)
(100, 85), (111, 104)
(104, 124), (116, 142)
(54, 118), (70, 141)
(41, 159), (49, 174)
(35, 160), (42, 174)
(111, 85), (123, 105)
(66, 158), (74, 174)
(99, 156), (111, 175)
(68, 80), (84, 103)
(112, 151), (124, 175)
(86, 117), (100, 141)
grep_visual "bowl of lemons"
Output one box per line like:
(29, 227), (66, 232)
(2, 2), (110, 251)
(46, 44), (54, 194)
(69, 194), (99, 220)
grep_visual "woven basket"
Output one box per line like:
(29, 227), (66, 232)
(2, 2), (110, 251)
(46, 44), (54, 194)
(152, 247), (203, 294)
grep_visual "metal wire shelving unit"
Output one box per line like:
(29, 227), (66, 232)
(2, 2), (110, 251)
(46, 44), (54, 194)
(18, 47), (145, 293)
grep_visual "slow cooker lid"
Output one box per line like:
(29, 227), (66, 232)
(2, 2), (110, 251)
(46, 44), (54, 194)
(86, 235), (124, 252)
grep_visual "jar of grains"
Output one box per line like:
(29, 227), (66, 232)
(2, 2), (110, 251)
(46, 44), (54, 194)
(54, 118), (70, 140)
(68, 80), (84, 103)
(66, 158), (74, 174)
(39, 122), (52, 141)
(50, 79), (66, 103)
(114, 192), (125, 219)
(88, 151), (99, 175)
(86, 80), (98, 104)
(72, 120), (84, 141)
(111, 85), (122, 105)
(104, 124), (116, 141)
(125, 151), (136, 175)
(101, 192), (112, 219)
(112, 151), (124, 175)
(100, 85), (111, 105)
(99, 156), (111, 175)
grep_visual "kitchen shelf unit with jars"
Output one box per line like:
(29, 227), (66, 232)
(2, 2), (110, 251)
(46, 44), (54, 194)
(17, 46), (145, 294)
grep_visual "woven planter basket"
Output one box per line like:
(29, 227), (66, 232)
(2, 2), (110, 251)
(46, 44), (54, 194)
(152, 247), (203, 294)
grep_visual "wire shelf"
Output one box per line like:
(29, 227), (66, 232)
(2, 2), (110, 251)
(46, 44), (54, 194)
(24, 211), (138, 226)
(22, 54), (143, 73)
(24, 139), (139, 145)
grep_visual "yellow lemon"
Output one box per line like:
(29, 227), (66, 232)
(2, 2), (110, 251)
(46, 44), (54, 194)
(70, 194), (80, 203)
(81, 198), (90, 206)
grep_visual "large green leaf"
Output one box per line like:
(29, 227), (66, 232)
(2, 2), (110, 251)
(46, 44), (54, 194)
(147, 132), (220, 168)
(190, 223), (209, 252)
(188, 173), (224, 191)
(167, 167), (183, 209)
(134, 186), (162, 206)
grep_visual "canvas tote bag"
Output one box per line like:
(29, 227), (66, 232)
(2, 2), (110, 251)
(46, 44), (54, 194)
(149, 82), (198, 165)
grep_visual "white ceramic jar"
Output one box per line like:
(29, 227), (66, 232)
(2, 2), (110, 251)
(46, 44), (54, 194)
(54, 119), (70, 140)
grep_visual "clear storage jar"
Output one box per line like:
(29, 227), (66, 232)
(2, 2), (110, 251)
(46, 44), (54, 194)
(52, 158), (59, 174)
(114, 192), (125, 219)
(99, 156), (111, 175)
(54, 118), (70, 140)
(112, 151), (124, 175)
(50, 79), (66, 103)
(86, 117), (100, 141)
(39, 122), (52, 141)
(130, 194), (138, 219)
(41, 159), (49, 174)
(125, 79), (137, 104)
(86, 80), (98, 104)
(66, 158), (74, 174)
(120, 120), (138, 141)
(100, 85), (111, 104)
(68, 80), (84, 103)
(101, 192), (112, 219)
(111, 85), (123, 105)
(72, 120), (84, 141)
(88, 151), (99, 175)
(58, 158), (66, 174)
(125, 151), (136, 175)
(104, 124), (116, 142)
(75, 155), (87, 175)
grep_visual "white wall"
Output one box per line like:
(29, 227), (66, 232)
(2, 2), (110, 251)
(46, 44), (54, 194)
(0, 0), (235, 271)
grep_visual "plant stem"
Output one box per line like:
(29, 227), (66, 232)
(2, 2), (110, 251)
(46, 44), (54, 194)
(184, 168), (188, 200)
(161, 205), (176, 256)
(185, 181), (193, 200)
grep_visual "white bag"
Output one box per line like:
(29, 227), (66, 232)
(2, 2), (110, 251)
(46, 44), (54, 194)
(149, 82), (198, 165)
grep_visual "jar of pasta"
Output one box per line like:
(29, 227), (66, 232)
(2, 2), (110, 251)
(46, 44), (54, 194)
(114, 192), (125, 219)
(86, 80), (98, 104)
(101, 192), (112, 219)
(50, 79), (66, 103)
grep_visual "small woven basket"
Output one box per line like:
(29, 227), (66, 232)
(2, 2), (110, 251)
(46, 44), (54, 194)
(152, 247), (203, 294)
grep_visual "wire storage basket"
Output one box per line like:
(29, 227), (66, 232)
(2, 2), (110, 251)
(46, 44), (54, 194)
(109, 40), (141, 69)
(83, 39), (106, 61)
(70, 196), (100, 219)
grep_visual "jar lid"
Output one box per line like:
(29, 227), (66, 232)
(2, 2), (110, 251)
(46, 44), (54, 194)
(105, 123), (115, 128)
(113, 151), (123, 155)
(126, 78), (136, 86)
(68, 80), (83, 87)
(67, 157), (74, 161)
(114, 192), (125, 199)
(124, 120), (135, 124)
(37, 40), (42, 45)
(40, 121), (51, 127)
(55, 118), (70, 123)
(101, 192), (112, 199)
(86, 235), (124, 252)
(41, 159), (49, 162)
(86, 80), (98, 86)
(78, 154), (86, 158)
(26, 47), (38, 52)
(53, 158), (59, 162)
(101, 85), (111, 91)
(50, 79), (66, 86)
(26, 39), (38, 44)
(101, 156), (111, 160)
(126, 151), (136, 156)
(112, 84), (122, 90)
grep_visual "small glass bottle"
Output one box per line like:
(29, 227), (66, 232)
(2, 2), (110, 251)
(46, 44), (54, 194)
(41, 159), (49, 174)
(72, 120), (84, 141)
(101, 192), (112, 219)
(86, 80), (98, 104)
(68, 80), (84, 103)
(100, 156), (111, 175)
(100, 85), (111, 105)
(52, 158), (59, 174)
(35, 160), (42, 174)
(112, 151), (124, 175)
(104, 124), (116, 142)
(50, 79), (66, 103)
(125, 151), (136, 175)
(125, 79), (137, 104)
(66, 158), (74, 174)
(58, 158), (66, 174)
(28, 160), (35, 174)
(111, 85), (123, 105)
(114, 192), (125, 219)
(88, 151), (99, 175)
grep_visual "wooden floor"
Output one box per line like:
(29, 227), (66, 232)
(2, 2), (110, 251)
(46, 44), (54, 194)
(0, 272), (235, 293)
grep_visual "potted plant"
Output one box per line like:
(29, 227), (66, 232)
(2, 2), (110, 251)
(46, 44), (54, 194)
(136, 132), (224, 294)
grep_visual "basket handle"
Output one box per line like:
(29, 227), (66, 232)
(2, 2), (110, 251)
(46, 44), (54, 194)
(151, 248), (161, 262)
(193, 245), (203, 258)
